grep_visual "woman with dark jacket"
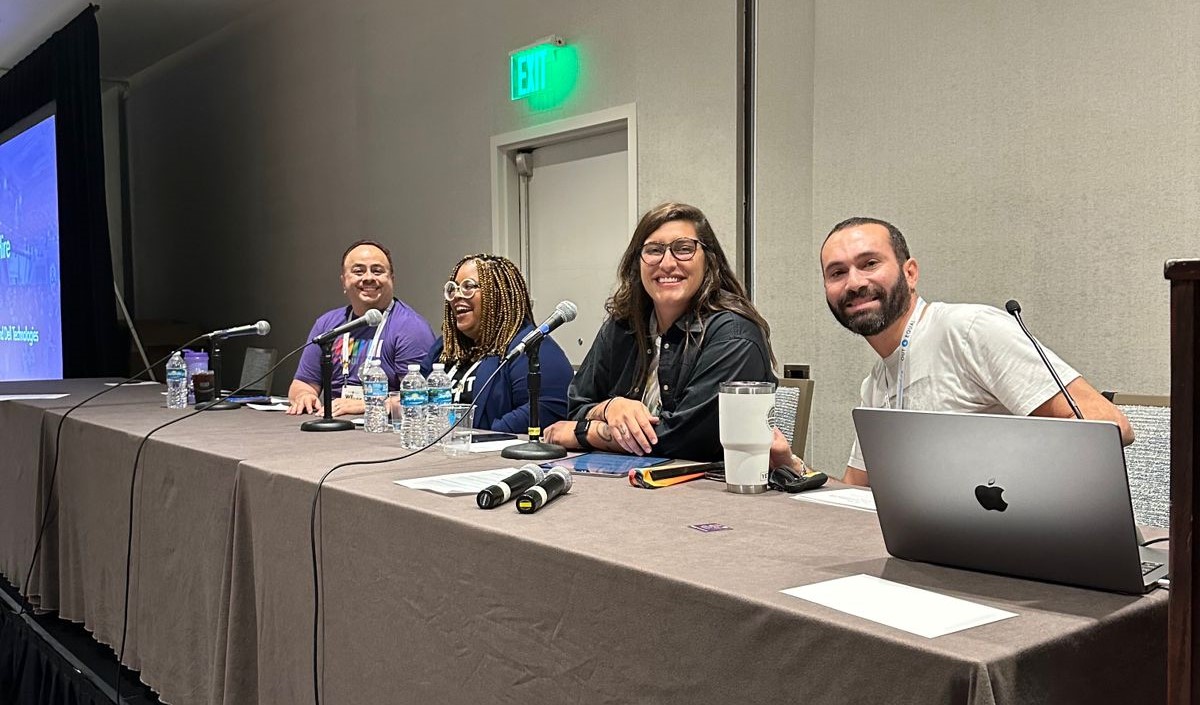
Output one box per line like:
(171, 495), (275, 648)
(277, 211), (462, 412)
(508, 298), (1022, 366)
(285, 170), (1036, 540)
(543, 203), (776, 461)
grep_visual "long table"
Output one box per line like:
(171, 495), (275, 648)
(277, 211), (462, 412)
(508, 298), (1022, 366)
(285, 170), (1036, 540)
(0, 380), (1167, 704)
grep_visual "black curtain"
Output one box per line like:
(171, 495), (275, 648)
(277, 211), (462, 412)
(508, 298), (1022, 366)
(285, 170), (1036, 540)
(0, 608), (110, 705)
(0, 7), (126, 378)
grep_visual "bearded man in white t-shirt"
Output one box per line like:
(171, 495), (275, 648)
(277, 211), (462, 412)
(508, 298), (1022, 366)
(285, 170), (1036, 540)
(791, 216), (1132, 487)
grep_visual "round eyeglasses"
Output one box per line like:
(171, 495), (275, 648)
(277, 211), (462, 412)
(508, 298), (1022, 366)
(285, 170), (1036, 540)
(640, 237), (703, 265)
(443, 279), (481, 301)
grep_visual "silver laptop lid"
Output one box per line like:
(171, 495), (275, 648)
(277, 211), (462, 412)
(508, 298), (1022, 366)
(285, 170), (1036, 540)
(852, 408), (1162, 594)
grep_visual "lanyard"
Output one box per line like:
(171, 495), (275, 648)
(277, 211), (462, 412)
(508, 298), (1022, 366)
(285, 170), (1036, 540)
(892, 297), (926, 410)
(447, 357), (485, 403)
(341, 300), (394, 381)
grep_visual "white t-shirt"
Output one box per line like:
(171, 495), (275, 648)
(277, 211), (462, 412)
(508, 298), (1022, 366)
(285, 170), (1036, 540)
(847, 301), (1080, 471)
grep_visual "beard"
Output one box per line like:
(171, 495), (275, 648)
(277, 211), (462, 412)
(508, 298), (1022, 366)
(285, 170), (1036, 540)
(828, 272), (912, 337)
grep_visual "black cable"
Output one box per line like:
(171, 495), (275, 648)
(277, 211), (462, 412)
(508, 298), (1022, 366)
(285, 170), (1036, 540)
(113, 342), (307, 702)
(1141, 537), (1169, 547)
(18, 334), (208, 618)
(310, 360), (510, 705)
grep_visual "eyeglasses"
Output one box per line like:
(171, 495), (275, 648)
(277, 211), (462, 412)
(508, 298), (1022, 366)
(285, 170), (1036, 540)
(640, 238), (703, 265)
(443, 279), (481, 301)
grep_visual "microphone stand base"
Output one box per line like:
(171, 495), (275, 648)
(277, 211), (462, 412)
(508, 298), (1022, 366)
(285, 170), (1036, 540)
(501, 441), (568, 461)
(300, 418), (356, 432)
(196, 399), (242, 411)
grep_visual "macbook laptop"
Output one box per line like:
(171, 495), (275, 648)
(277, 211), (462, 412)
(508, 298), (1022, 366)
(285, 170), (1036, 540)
(852, 408), (1168, 594)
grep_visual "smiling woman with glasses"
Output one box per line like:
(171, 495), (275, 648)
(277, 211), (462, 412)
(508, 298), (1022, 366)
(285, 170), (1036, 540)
(543, 202), (777, 461)
(421, 253), (572, 433)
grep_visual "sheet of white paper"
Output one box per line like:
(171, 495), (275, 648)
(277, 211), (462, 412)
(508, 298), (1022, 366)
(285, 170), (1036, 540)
(104, 380), (160, 387)
(0, 393), (69, 401)
(394, 468), (518, 495)
(793, 488), (877, 512)
(246, 403), (290, 412)
(781, 574), (1018, 638)
(468, 439), (526, 453)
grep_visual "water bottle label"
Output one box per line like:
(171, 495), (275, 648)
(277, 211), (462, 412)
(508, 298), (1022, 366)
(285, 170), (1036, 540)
(429, 388), (452, 405)
(402, 390), (427, 407)
(167, 368), (187, 382)
(365, 380), (388, 398)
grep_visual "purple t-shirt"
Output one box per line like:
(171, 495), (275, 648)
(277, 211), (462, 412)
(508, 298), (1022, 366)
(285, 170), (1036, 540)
(295, 298), (435, 393)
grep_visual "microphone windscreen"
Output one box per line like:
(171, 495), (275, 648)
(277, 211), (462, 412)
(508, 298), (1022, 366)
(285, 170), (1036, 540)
(555, 300), (578, 323)
(365, 308), (385, 326)
(547, 466), (573, 491)
(1004, 300), (1021, 315)
(255, 320), (272, 335)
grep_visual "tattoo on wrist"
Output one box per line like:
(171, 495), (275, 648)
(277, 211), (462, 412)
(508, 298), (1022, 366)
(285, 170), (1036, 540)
(596, 422), (613, 442)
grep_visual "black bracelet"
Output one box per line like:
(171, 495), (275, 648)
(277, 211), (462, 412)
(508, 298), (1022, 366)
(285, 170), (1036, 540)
(574, 419), (594, 450)
(598, 397), (615, 423)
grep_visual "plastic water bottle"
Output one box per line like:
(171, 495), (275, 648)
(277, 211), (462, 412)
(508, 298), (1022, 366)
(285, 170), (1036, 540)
(166, 351), (188, 409)
(426, 363), (453, 442)
(400, 364), (428, 449)
(362, 357), (390, 433)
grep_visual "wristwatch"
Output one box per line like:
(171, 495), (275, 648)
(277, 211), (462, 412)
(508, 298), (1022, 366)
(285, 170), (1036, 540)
(574, 419), (594, 450)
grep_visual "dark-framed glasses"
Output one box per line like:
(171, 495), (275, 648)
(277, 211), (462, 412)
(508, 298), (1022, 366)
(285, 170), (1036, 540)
(443, 279), (481, 301)
(640, 237), (703, 264)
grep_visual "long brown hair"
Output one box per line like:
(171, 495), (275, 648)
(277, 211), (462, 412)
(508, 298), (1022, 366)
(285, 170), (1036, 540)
(606, 202), (775, 390)
(440, 254), (534, 365)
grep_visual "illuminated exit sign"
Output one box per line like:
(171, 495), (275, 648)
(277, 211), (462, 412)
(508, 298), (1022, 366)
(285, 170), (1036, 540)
(510, 35), (568, 102)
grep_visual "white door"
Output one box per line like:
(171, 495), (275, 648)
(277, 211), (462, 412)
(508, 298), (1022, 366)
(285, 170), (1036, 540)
(524, 129), (629, 365)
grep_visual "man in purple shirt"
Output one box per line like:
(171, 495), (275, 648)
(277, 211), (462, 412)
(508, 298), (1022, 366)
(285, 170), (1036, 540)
(287, 240), (435, 417)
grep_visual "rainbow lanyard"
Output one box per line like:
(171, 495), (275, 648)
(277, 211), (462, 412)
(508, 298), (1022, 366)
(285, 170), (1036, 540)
(891, 297), (927, 410)
(340, 300), (394, 381)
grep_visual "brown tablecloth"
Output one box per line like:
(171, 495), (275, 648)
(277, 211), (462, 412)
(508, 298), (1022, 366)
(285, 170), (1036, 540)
(0, 380), (1166, 705)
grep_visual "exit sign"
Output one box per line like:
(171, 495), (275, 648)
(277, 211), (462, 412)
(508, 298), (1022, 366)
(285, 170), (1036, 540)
(510, 36), (566, 102)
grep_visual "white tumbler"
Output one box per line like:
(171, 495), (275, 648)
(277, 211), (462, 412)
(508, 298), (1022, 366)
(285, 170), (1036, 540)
(718, 381), (776, 494)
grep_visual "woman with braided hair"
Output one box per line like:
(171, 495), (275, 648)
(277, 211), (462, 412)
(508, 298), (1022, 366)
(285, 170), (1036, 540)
(420, 253), (572, 433)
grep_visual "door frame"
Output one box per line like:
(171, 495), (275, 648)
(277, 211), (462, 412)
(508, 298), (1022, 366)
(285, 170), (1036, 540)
(490, 103), (638, 260)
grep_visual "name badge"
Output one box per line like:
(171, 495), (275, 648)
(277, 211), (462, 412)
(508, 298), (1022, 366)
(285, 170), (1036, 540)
(341, 384), (364, 400)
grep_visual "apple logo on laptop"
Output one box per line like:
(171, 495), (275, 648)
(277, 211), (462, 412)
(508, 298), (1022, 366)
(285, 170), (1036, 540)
(974, 479), (1008, 512)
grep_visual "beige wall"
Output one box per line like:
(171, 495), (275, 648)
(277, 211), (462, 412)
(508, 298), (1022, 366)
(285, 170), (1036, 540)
(126, 0), (739, 387)
(757, 0), (1200, 475)
(125, 0), (1197, 465)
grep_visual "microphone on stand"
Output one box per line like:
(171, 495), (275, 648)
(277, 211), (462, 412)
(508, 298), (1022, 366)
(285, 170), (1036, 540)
(1005, 299), (1083, 419)
(311, 308), (384, 346)
(197, 320), (273, 411)
(207, 320), (271, 339)
(503, 301), (578, 364)
(502, 301), (577, 461)
(301, 308), (386, 432)
(516, 466), (573, 514)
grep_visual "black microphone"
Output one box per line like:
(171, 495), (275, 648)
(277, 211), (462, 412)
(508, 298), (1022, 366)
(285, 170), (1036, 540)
(515, 466), (572, 514)
(311, 308), (384, 346)
(476, 464), (544, 509)
(207, 320), (271, 339)
(503, 301), (578, 363)
(1005, 299), (1083, 419)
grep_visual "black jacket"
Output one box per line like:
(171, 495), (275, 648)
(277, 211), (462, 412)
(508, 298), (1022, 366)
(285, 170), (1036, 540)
(568, 310), (776, 461)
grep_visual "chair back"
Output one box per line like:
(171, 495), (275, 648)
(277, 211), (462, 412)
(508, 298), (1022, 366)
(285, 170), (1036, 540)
(770, 377), (815, 459)
(1109, 393), (1170, 528)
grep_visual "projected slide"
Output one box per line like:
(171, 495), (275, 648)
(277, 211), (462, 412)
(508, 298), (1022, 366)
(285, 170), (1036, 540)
(0, 114), (63, 381)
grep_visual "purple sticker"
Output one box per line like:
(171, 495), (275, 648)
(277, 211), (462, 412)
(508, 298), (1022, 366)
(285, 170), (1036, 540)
(689, 523), (732, 533)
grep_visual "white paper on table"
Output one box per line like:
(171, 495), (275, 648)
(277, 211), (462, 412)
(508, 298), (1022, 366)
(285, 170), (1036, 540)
(0, 393), (70, 401)
(104, 380), (160, 387)
(394, 468), (519, 495)
(793, 488), (877, 512)
(781, 574), (1018, 638)
(468, 439), (526, 453)
(246, 403), (290, 411)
